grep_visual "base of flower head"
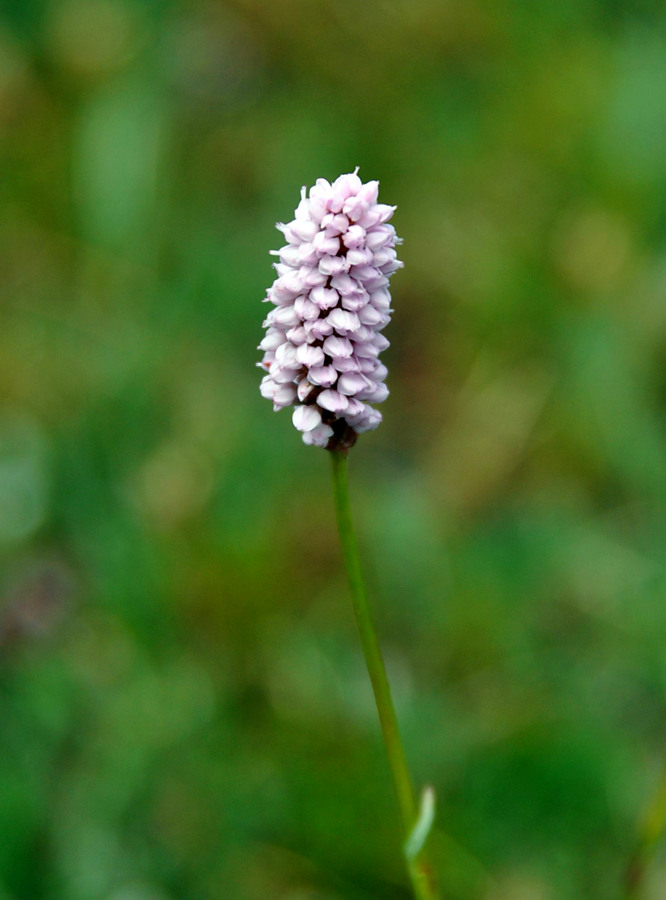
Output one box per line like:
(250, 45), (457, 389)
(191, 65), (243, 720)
(325, 419), (359, 454)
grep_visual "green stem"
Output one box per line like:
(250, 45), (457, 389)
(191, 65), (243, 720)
(329, 449), (439, 900)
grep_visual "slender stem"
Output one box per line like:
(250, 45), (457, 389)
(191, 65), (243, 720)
(329, 449), (439, 900)
(623, 765), (666, 899)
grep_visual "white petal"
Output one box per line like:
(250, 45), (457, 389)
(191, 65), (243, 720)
(270, 363), (298, 384)
(290, 219), (318, 241)
(347, 404), (382, 433)
(345, 398), (365, 417)
(358, 305), (386, 327)
(332, 171), (362, 197)
(342, 195), (367, 222)
(327, 308), (361, 335)
(272, 305), (300, 328)
(322, 213), (349, 235)
(319, 255), (347, 276)
(297, 242), (318, 265)
(368, 288), (392, 311)
(331, 356), (360, 373)
(307, 196), (328, 224)
(310, 178), (332, 200)
(337, 373), (370, 395)
(373, 247), (397, 267)
(359, 381), (389, 403)
(294, 297), (320, 321)
(277, 245), (301, 266)
(286, 326), (308, 345)
(317, 390), (349, 414)
(354, 342), (380, 360)
(297, 379), (315, 402)
(275, 342), (299, 368)
(258, 329), (284, 351)
(376, 204), (396, 223)
(273, 384), (297, 409)
(370, 362), (389, 381)
(300, 266), (328, 288)
(330, 273), (356, 295)
(308, 365), (338, 387)
(356, 181), (379, 206)
(305, 318), (334, 340)
(313, 232), (340, 256)
(346, 248), (373, 267)
(259, 376), (276, 400)
(302, 423), (334, 447)
(296, 344), (325, 367)
(292, 405), (322, 432)
(323, 336), (353, 358)
(310, 287), (340, 310)
(342, 224), (366, 250)
(365, 226), (395, 251)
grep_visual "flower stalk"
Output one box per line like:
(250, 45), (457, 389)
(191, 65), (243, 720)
(258, 170), (435, 894)
(329, 449), (438, 900)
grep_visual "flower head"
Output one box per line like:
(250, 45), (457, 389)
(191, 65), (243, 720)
(259, 169), (402, 451)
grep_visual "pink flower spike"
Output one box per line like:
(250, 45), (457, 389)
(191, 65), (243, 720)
(259, 170), (401, 449)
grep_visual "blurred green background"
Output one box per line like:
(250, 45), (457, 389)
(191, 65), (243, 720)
(2, 1), (666, 898)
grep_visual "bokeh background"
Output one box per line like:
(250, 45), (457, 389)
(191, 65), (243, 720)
(2, 1), (666, 898)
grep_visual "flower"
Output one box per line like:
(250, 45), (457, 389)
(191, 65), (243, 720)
(259, 169), (402, 450)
